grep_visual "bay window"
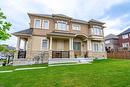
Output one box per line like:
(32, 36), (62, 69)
(92, 42), (104, 52)
(91, 26), (103, 35)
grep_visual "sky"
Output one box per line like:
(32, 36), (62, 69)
(0, 0), (130, 47)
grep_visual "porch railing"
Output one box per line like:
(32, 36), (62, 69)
(52, 51), (69, 58)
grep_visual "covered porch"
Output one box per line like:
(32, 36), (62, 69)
(47, 31), (89, 59)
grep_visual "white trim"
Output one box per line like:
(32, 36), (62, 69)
(34, 19), (41, 28)
(41, 37), (49, 51)
(122, 42), (129, 48)
(56, 21), (68, 30)
(122, 34), (128, 39)
(43, 20), (49, 29)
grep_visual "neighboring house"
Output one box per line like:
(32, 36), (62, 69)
(105, 34), (119, 50)
(118, 28), (130, 49)
(0, 45), (16, 59)
(12, 13), (106, 63)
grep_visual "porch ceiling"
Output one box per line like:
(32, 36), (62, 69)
(47, 31), (76, 37)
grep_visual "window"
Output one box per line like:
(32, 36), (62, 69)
(57, 21), (67, 30)
(43, 20), (49, 29)
(105, 40), (110, 44)
(122, 43), (129, 48)
(91, 26), (103, 35)
(34, 19), (41, 28)
(42, 39), (48, 49)
(73, 42), (81, 51)
(92, 42), (104, 52)
(72, 24), (80, 30)
(122, 34), (128, 39)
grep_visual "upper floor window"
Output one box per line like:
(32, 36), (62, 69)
(34, 19), (41, 28)
(57, 21), (67, 30)
(122, 42), (129, 48)
(91, 26), (103, 35)
(105, 40), (110, 44)
(72, 24), (80, 30)
(122, 34), (128, 39)
(43, 20), (49, 29)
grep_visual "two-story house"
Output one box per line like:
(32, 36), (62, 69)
(105, 34), (119, 50)
(118, 28), (130, 49)
(13, 13), (107, 64)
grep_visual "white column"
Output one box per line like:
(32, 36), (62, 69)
(50, 37), (52, 50)
(71, 38), (73, 50)
(16, 37), (21, 51)
(69, 38), (73, 50)
(87, 40), (92, 51)
(24, 40), (27, 51)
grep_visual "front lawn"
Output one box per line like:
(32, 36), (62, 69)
(0, 59), (130, 87)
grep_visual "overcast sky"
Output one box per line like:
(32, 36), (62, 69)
(0, 0), (130, 47)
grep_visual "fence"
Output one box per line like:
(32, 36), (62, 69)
(107, 51), (130, 59)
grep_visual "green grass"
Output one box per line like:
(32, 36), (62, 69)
(1, 59), (130, 87)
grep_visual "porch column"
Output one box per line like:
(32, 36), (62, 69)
(69, 38), (74, 58)
(49, 36), (52, 58)
(69, 38), (73, 50)
(87, 39), (92, 51)
(15, 37), (21, 59)
(87, 39), (92, 58)
(50, 37), (52, 50)
(24, 40), (27, 51)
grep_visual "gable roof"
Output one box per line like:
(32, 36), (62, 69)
(12, 28), (33, 36)
(119, 28), (130, 35)
(105, 34), (118, 40)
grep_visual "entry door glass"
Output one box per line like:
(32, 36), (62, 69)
(73, 42), (81, 51)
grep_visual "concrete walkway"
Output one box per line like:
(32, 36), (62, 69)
(0, 63), (92, 73)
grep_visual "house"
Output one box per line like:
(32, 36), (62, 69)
(105, 34), (119, 50)
(118, 28), (130, 50)
(12, 13), (107, 64)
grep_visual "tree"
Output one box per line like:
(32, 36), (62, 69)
(0, 8), (11, 40)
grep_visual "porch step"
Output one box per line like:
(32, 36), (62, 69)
(48, 58), (93, 64)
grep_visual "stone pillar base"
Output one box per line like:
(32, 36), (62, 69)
(70, 50), (74, 58)
(49, 50), (52, 58)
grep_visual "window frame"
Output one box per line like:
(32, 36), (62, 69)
(122, 42), (129, 48)
(34, 19), (41, 28)
(92, 42), (104, 52)
(91, 26), (103, 36)
(73, 42), (81, 51)
(57, 21), (68, 31)
(43, 20), (49, 29)
(41, 38), (49, 50)
(72, 24), (81, 31)
(122, 34), (128, 39)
